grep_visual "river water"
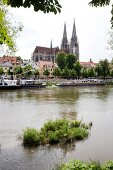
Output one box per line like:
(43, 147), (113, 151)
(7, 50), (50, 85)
(0, 86), (113, 170)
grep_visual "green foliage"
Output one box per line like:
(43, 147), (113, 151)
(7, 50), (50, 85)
(23, 128), (40, 147)
(53, 67), (61, 77)
(88, 67), (95, 77)
(57, 160), (102, 170)
(34, 69), (39, 78)
(102, 160), (113, 169)
(61, 67), (70, 78)
(70, 68), (77, 79)
(73, 61), (82, 79)
(23, 65), (33, 77)
(23, 119), (90, 147)
(13, 66), (23, 75)
(3, 0), (62, 14)
(56, 52), (67, 70)
(0, 1), (22, 52)
(43, 69), (50, 77)
(0, 67), (4, 75)
(98, 59), (110, 79)
(57, 160), (113, 170)
(66, 54), (77, 70)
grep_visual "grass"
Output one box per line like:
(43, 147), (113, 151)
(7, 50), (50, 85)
(22, 119), (91, 147)
(55, 160), (113, 170)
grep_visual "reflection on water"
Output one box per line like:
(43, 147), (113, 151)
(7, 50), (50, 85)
(0, 86), (113, 169)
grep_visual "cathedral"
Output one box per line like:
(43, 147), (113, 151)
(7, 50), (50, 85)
(31, 19), (79, 62)
(61, 19), (79, 60)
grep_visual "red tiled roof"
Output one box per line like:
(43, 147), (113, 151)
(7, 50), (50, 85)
(0, 56), (17, 64)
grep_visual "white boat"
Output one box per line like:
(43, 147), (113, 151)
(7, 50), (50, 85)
(56, 79), (105, 87)
(0, 77), (21, 90)
(20, 79), (46, 88)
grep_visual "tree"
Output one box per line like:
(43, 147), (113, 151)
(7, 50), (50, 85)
(56, 52), (67, 70)
(13, 66), (23, 76)
(81, 68), (88, 78)
(73, 61), (82, 79)
(3, 0), (61, 14)
(0, 1), (22, 53)
(66, 54), (77, 70)
(43, 69), (50, 78)
(23, 65), (33, 78)
(0, 67), (4, 75)
(99, 59), (110, 79)
(34, 69), (39, 79)
(53, 67), (61, 77)
(110, 69), (113, 77)
(70, 68), (77, 79)
(87, 67), (95, 77)
(61, 67), (70, 78)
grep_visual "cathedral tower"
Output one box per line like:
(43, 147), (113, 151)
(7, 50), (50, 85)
(70, 19), (79, 60)
(61, 22), (69, 53)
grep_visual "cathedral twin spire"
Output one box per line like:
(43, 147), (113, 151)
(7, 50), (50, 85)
(61, 19), (79, 60)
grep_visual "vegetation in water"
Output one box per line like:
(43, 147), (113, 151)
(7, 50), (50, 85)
(54, 160), (113, 170)
(22, 119), (91, 147)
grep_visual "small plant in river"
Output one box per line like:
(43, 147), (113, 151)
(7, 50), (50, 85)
(22, 119), (91, 147)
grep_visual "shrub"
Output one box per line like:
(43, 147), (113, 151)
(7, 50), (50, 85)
(102, 161), (113, 170)
(57, 160), (102, 170)
(23, 128), (40, 147)
(22, 119), (91, 147)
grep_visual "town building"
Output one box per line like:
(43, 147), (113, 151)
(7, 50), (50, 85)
(80, 59), (97, 68)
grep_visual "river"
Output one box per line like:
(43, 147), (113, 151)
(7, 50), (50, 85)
(0, 86), (113, 170)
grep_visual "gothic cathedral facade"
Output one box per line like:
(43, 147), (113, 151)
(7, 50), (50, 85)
(61, 19), (79, 60)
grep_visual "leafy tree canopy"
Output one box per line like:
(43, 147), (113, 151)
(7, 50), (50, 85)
(0, 1), (22, 53)
(3, 0), (62, 14)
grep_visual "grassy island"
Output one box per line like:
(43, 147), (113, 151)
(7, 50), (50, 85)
(55, 160), (113, 170)
(22, 119), (92, 147)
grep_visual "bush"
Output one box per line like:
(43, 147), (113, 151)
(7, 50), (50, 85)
(23, 128), (40, 147)
(22, 119), (91, 147)
(57, 160), (102, 170)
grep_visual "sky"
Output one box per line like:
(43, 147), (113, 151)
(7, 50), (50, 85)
(9, 0), (113, 62)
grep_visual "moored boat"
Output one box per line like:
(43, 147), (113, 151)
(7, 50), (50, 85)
(20, 79), (46, 88)
(0, 77), (21, 90)
(56, 79), (105, 87)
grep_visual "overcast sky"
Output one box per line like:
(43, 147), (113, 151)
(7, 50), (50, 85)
(10, 0), (112, 62)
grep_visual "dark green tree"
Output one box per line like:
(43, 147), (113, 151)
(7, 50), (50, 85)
(23, 65), (33, 78)
(70, 68), (77, 79)
(87, 67), (95, 77)
(66, 54), (77, 70)
(110, 69), (113, 77)
(99, 59), (110, 79)
(13, 66), (23, 76)
(53, 67), (61, 77)
(81, 68), (88, 78)
(73, 61), (82, 79)
(56, 52), (67, 70)
(0, 67), (4, 75)
(0, 1), (22, 52)
(34, 69), (39, 79)
(43, 69), (50, 78)
(61, 67), (70, 78)
(3, 0), (61, 14)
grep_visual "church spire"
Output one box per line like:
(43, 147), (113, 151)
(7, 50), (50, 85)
(72, 18), (76, 37)
(61, 22), (69, 53)
(70, 19), (79, 60)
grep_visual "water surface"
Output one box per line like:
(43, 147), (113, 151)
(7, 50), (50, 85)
(0, 86), (113, 170)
